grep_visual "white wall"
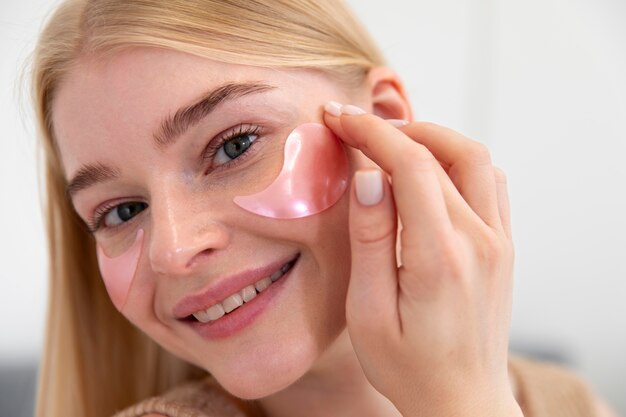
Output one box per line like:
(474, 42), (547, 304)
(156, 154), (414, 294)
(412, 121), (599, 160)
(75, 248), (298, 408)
(1, 0), (624, 413)
(491, 0), (626, 410)
(0, 0), (56, 359)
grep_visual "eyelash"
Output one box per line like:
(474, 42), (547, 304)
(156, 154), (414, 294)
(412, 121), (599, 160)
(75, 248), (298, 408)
(86, 123), (264, 233)
(88, 200), (135, 234)
(201, 124), (263, 174)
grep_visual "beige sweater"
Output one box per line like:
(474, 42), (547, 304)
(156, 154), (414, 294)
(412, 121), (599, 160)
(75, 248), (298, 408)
(113, 356), (599, 417)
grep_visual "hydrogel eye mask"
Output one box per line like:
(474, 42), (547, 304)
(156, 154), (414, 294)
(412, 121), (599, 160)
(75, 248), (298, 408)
(97, 229), (144, 312)
(234, 123), (349, 218)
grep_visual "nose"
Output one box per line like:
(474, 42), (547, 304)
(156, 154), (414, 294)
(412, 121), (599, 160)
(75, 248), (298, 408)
(148, 188), (230, 277)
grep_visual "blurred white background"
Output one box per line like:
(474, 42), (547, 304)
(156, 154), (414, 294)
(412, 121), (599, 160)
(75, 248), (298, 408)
(1, 0), (625, 415)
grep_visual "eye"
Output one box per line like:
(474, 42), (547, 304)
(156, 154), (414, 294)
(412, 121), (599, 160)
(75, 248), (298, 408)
(102, 202), (147, 228)
(213, 132), (258, 167)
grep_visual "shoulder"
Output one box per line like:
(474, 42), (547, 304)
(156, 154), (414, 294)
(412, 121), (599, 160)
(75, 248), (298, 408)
(111, 375), (248, 417)
(509, 355), (618, 417)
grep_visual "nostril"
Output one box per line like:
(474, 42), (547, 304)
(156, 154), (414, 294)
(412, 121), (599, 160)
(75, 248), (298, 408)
(185, 248), (214, 270)
(149, 218), (229, 274)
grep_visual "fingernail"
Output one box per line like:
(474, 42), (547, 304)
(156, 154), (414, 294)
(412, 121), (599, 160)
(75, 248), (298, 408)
(355, 170), (383, 206)
(386, 119), (409, 127)
(341, 104), (367, 116)
(324, 101), (343, 117)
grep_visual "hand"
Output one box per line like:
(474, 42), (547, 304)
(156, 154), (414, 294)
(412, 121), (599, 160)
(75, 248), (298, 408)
(323, 104), (523, 417)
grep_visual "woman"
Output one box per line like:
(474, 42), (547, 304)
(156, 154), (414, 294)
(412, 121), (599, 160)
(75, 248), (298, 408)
(31, 1), (615, 416)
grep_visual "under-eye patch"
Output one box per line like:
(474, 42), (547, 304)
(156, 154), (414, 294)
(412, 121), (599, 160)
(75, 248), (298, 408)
(97, 229), (144, 311)
(233, 123), (348, 218)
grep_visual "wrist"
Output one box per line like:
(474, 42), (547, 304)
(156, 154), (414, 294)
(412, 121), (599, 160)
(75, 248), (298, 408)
(396, 388), (524, 417)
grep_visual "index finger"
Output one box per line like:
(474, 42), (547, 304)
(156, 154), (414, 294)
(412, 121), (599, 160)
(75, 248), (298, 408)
(323, 108), (456, 242)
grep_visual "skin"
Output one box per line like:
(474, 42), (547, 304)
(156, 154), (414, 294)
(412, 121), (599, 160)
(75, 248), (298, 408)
(51, 47), (533, 416)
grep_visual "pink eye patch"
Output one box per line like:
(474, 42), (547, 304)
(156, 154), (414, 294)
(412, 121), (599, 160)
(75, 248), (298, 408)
(97, 229), (144, 312)
(234, 123), (349, 218)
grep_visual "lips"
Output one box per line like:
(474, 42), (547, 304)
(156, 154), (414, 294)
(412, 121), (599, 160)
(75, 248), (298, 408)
(191, 257), (298, 322)
(172, 253), (300, 320)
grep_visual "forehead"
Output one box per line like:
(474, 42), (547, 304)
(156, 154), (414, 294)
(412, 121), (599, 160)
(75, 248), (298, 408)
(51, 48), (340, 178)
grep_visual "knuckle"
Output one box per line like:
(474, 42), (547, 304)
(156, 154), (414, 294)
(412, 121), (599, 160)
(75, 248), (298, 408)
(405, 232), (466, 282)
(476, 229), (509, 271)
(351, 217), (395, 246)
(465, 142), (492, 166)
(402, 145), (435, 170)
(493, 166), (508, 184)
(436, 237), (466, 280)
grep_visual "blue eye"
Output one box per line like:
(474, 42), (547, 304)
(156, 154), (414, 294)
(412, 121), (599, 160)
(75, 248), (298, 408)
(213, 133), (258, 166)
(103, 202), (147, 227)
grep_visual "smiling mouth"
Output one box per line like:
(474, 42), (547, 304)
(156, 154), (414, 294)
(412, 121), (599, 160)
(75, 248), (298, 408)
(183, 254), (299, 323)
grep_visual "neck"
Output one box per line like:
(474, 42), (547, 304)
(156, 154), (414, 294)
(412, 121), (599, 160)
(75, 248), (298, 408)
(256, 329), (402, 417)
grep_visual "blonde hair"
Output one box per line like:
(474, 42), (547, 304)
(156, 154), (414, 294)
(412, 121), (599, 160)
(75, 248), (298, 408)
(31, 1), (384, 416)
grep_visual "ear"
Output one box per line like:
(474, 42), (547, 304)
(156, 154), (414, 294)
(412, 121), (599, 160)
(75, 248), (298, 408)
(366, 67), (413, 121)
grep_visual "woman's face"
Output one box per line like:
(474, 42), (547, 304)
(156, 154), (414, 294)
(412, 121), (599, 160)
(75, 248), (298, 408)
(53, 48), (373, 398)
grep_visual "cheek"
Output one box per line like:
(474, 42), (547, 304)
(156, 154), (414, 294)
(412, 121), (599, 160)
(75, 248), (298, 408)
(233, 123), (349, 219)
(96, 229), (144, 311)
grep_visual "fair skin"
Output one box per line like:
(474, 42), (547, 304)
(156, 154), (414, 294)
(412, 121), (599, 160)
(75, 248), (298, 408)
(53, 47), (615, 417)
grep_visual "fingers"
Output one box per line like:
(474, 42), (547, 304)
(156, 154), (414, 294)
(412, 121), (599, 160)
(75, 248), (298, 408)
(324, 105), (456, 244)
(493, 167), (512, 239)
(396, 122), (502, 231)
(346, 169), (400, 338)
(324, 104), (503, 233)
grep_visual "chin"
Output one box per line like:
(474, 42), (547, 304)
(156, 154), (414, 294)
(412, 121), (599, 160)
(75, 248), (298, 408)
(207, 335), (322, 400)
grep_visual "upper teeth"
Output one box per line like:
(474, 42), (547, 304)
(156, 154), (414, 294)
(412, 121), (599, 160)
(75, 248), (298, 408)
(191, 260), (294, 323)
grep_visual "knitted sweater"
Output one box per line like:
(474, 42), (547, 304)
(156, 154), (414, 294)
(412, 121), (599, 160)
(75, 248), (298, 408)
(113, 356), (599, 417)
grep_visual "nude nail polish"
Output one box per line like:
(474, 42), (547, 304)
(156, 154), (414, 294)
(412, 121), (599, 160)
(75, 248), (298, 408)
(341, 104), (366, 115)
(355, 170), (383, 206)
(324, 101), (343, 117)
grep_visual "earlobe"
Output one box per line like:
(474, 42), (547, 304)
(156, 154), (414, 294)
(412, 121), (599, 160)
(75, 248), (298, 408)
(367, 67), (413, 121)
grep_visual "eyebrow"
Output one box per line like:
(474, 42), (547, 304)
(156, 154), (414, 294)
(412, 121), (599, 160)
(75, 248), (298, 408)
(66, 163), (120, 198)
(65, 81), (275, 198)
(154, 81), (275, 149)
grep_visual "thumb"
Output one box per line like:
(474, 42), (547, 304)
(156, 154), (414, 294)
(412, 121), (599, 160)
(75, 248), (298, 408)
(346, 169), (400, 339)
